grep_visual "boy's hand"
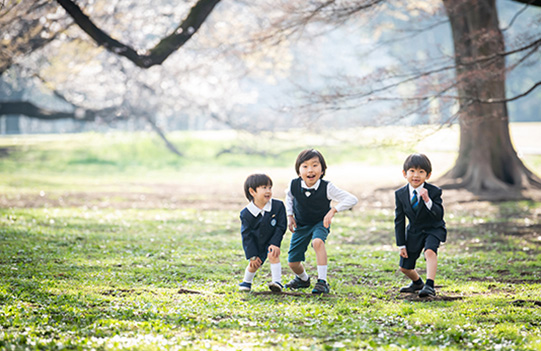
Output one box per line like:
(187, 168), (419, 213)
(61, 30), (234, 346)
(268, 245), (280, 259)
(418, 188), (430, 202)
(249, 257), (262, 269)
(399, 247), (408, 258)
(323, 208), (337, 228)
(288, 215), (296, 233)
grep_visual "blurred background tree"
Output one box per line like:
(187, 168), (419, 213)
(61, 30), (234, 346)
(0, 0), (540, 196)
(250, 0), (541, 195)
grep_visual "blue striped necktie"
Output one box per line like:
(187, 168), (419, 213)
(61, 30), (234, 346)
(411, 190), (419, 211)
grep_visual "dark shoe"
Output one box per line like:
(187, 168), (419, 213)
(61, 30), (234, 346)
(239, 282), (252, 292)
(268, 281), (283, 292)
(418, 284), (436, 297)
(311, 279), (330, 294)
(399, 281), (424, 293)
(285, 276), (310, 289)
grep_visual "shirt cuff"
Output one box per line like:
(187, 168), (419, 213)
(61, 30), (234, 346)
(398, 245), (406, 250)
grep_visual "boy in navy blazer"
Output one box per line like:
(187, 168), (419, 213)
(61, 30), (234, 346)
(239, 174), (287, 292)
(394, 153), (446, 297)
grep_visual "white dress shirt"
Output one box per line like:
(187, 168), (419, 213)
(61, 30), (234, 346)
(246, 199), (272, 217)
(409, 183), (433, 210)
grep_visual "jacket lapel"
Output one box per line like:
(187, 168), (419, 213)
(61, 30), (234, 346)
(400, 185), (417, 218)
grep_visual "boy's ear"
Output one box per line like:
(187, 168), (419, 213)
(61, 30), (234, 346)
(248, 187), (257, 197)
(426, 172), (432, 180)
(402, 170), (407, 178)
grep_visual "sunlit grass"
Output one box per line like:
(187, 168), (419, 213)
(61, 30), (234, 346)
(1, 128), (540, 350)
(1, 202), (540, 350)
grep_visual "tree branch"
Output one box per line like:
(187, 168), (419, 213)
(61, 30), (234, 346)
(0, 101), (95, 121)
(142, 114), (183, 157)
(511, 0), (541, 7)
(55, 0), (221, 68)
(478, 81), (541, 103)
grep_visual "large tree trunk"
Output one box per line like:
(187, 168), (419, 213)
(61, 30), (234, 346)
(442, 0), (541, 195)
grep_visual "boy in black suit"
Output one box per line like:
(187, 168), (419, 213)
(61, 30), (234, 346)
(394, 153), (446, 297)
(239, 174), (287, 292)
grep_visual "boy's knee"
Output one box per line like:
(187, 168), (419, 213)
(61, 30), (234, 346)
(312, 238), (325, 249)
(425, 249), (437, 258)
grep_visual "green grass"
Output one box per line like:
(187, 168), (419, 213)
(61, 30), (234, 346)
(0, 128), (540, 350)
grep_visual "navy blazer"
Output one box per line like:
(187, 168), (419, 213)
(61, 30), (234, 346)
(240, 199), (287, 259)
(394, 182), (446, 247)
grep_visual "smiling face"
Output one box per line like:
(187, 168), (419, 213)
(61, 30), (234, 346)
(249, 184), (272, 209)
(403, 167), (431, 188)
(298, 156), (323, 188)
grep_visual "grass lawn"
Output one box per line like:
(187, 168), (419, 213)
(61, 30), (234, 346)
(0, 125), (540, 350)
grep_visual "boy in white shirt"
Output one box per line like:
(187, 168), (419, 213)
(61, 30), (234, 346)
(285, 149), (358, 294)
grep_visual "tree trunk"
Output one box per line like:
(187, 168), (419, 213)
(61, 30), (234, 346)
(442, 0), (541, 195)
(5, 116), (21, 134)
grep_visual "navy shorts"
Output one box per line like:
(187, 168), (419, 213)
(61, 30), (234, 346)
(288, 221), (329, 263)
(399, 233), (441, 270)
(251, 243), (279, 264)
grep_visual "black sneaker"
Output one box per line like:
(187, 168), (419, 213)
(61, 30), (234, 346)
(399, 281), (424, 293)
(418, 284), (436, 297)
(311, 279), (330, 294)
(285, 276), (311, 289)
(268, 281), (283, 293)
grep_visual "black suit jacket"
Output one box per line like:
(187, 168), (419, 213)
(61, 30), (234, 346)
(240, 199), (287, 259)
(394, 182), (446, 248)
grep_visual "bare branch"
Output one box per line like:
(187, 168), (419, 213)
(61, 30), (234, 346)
(478, 81), (541, 103)
(303, 37), (540, 106)
(0, 101), (95, 121)
(55, 0), (221, 68)
(142, 114), (184, 157)
(511, 0), (541, 6)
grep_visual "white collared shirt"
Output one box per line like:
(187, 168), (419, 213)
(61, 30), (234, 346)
(408, 183), (433, 210)
(247, 199), (272, 217)
(285, 179), (358, 216)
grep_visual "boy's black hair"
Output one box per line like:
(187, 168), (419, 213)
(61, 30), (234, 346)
(403, 153), (432, 174)
(295, 149), (327, 178)
(244, 174), (273, 201)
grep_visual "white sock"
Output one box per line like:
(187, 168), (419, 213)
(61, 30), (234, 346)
(243, 267), (256, 283)
(297, 270), (309, 281)
(317, 265), (327, 281)
(271, 263), (281, 283)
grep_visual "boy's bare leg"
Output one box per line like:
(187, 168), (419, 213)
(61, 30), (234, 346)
(400, 267), (420, 281)
(425, 249), (437, 281)
(312, 238), (327, 266)
(268, 255), (280, 264)
(288, 261), (305, 275)
(247, 264), (258, 273)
